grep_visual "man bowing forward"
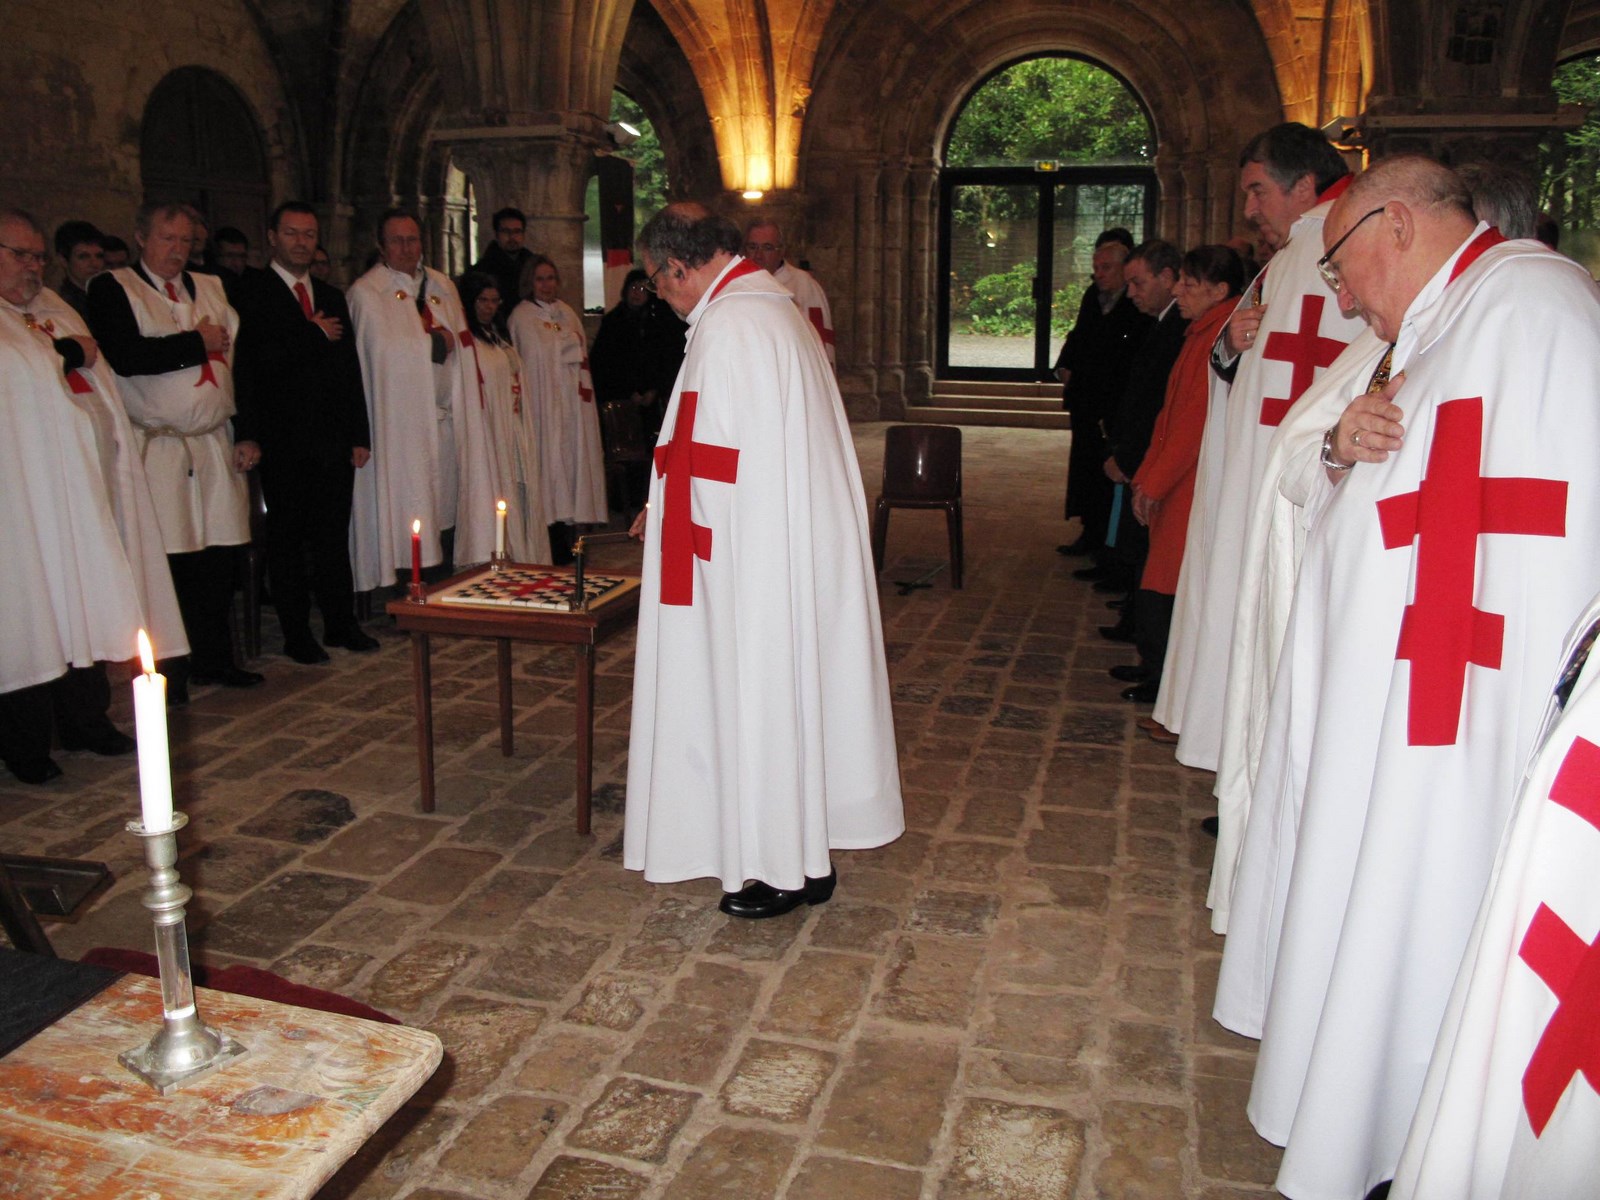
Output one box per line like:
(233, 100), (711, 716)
(625, 204), (903, 918)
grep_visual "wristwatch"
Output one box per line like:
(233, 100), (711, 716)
(1320, 426), (1354, 472)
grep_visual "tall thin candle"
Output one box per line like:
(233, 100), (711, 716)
(495, 500), (507, 557)
(411, 518), (422, 587)
(131, 630), (174, 834)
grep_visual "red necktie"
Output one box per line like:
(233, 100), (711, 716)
(164, 281), (179, 302)
(294, 281), (313, 319)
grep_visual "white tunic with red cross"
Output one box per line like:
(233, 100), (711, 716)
(773, 261), (835, 368)
(1393, 590), (1600, 1199)
(508, 297), (606, 525)
(624, 257), (903, 891)
(1160, 184), (1364, 771)
(1215, 230), (1600, 1200)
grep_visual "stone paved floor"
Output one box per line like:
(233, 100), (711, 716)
(2, 423), (1285, 1199)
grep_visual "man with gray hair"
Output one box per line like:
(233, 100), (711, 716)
(742, 217), (835, 365)
(89, 200), (257, 700)
(1454, 160), (1538, 241)
(1217, 154), (1600, 1199)
(625, 202), (903, 919)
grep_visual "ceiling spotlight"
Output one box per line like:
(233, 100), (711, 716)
(604, 120), (641, 149)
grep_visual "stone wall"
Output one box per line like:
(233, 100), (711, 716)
(3, 0), (294, 280)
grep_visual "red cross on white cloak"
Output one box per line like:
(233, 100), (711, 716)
(1516, 736), (1600, 1136)
(807, 306), (835, 350)
(1259, 293), (1346, 426)
(652, 390), (739, 606)
(579, 355), (595, 404)
(1376, 396), (1568, 746)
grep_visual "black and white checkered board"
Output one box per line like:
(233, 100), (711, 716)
(435, 567), (638, 611)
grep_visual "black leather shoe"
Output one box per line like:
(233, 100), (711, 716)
(1056, 538), (1095, 557)
(1094, 578), (1131, 595)
(719, 868), (837, 919)
(1109, 664), (1149, 683)
(1072, 565), (1106, 581)
(325, 629), (380, 653)
(1121, 681), (1159, 703)
(59, 728), (136, 756)
(1099, 623), (1135, 643)
(1105, 596), (1131, 611)
(1200, 816), (1219, 838)
(285, 640), (331, 665)
(190, 666), (265, 688)
(7, 757), (62, 785)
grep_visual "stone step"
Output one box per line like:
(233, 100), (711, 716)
(934, 380), (1060, 400)
(902, 405), (1072, 430)
(923, 393), (1063, 413)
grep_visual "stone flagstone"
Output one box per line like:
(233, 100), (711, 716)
(1, 425), (1285, 1197)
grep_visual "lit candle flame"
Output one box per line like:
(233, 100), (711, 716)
(412, 518), (421, 535)
(137, 629), (156, 675)
(497, 499), (507, 514)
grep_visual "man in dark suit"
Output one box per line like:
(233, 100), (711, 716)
(470, 207), (533, 324)
(1056, 228), (1149, 562)
(1099, 239), (1190, 691)
(232, 201), (376, 663)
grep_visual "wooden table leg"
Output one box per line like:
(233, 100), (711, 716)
(575, 643), (595, 836)
(497, 638), (513, 756)
(412, 632), (436, 813)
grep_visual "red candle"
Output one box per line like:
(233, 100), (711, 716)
(411, 518), (422, 586)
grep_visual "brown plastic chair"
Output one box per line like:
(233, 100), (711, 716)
(871, 424), (963, 588)
(598, 398), (654, 512)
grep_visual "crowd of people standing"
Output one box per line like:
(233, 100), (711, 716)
(0, 200), (689, 785)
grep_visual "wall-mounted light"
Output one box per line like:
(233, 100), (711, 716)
(604, 120), (641, 149)
(742, 189), (765, 201)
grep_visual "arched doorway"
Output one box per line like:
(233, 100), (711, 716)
(938, 56), (1156, 381)
(141, 67), (270, 259)
(1541, 51), (1600, 272)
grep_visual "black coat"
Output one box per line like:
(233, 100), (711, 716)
(230, 268), (369, 456)
(589, 298), (687, 435)
(1055, 286), (1149, 421)
(1106, 303), (1190, 479)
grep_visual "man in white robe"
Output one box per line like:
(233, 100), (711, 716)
(348, 210), (499, 592)
(1393, 593), (1600, 1200)
(0, 207), (178, 782)
(743, 219), (836, 366)
(1155, 124), (1364, 772)
(1215, 156), (1600, 1200)
(625, 204), (902, 918)
(88, 201), (256, 699)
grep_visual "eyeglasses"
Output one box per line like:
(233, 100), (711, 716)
(1316, 206), (1387, 290)
(745, 242), (779, 254)
(644, 263), (668, 294)
(0, 243), (49, 267)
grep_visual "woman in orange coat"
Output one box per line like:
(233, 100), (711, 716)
(1127, 245), (1244, 732)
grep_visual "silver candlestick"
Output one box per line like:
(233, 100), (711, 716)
(119, 813), (247, 1092)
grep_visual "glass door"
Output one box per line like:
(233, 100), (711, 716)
(938, 167), (1156, 381)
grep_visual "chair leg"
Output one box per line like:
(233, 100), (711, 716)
(947, 502), (964, 589)
(871, 499), (890, 575)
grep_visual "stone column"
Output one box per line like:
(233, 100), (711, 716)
(903, 163), (938, 406)
(840, 161), (882, 420)
(441, 129), (605, 302)
(1208, 158), (1238, 244)
(1153, 154), (1183, 244)
(876, 162), (909, 419)
(1179, 152), (1209, 249)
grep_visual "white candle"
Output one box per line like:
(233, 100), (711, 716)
(132, 630), (174, 834)
(495, 499), (507, 557)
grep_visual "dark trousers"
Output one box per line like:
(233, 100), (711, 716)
(260, 453), (358, 644)
(1065, 421), (1113, 548)
(167, 545), (238, 675)
(1134, 588), (1176, 677)
(0, 666), (115, 767)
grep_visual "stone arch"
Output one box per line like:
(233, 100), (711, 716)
(801, 0), (1284, 416)
(1563, 0), (1600, 56)
(140, 67), (272, 251)
(617, 2), (722, 203)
